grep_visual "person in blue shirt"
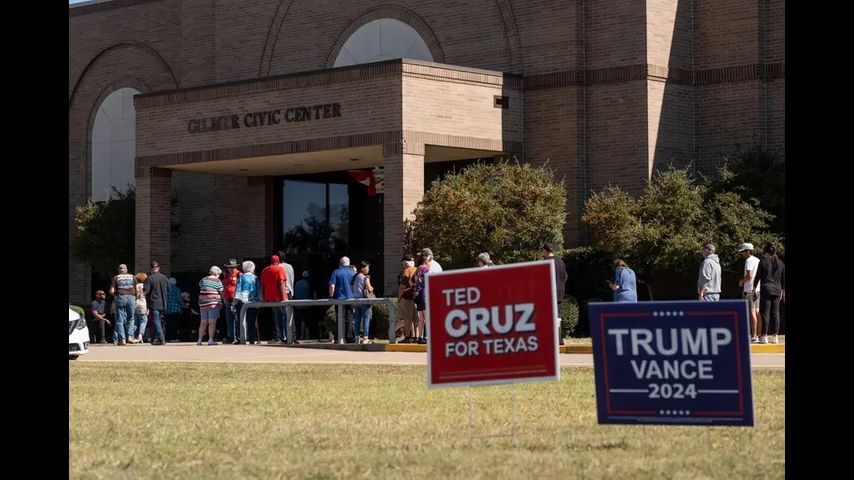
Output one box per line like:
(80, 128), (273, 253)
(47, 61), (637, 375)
(608, 259), (638, 302)
(328, 256), (356, 342)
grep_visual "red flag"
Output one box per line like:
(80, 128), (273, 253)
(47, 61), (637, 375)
(348, 170), (376, 196)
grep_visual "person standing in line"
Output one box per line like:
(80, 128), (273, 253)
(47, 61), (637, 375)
(222, 259), (241, 344)
(477, 252), (494, 267)
(89, 290), (110, 344)
(737, 243), (762, 342)
(328, 256), (356, 343)
(143, 261), (169, 345)
(109, 264), (135, 346)
(542, 243), (568, 345)
(754, 244), (785, 344)
(197, 266), (224, 345)
(397, 254), (419, 343)
(131, 272), (149, 344)
(234, 260), (260, 344)
(351, 261), (375, 344)
(697, 243), (721, 301)
(277, 251), (297, 344)
(608, 259), (637, 302)
(260, 255), (289, 344)
(293, 270), (312, 340)
(165, 277), (182, 342)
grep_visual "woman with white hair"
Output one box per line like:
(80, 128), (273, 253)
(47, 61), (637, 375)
(233, 260), (260, 344)
(197, 266), (224, 345)
(477, 252), (494, 267)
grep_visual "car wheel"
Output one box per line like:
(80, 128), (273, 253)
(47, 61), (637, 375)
(69, 355), (79, 360)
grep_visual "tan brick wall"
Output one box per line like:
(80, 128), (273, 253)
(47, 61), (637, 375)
(647, 80), (694, 173)
(69, 0), (784, 290)
(382, 150), (424, 292)
(585, 82), (649, 197)
(694, 0), (759, 70)
(524, 87), (579, 246)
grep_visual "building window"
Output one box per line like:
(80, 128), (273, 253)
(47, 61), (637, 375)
(91, 87), (139, 202)
(333, 18), (433, 67)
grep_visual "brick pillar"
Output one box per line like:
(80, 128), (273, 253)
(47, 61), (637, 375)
(135, 167), (172, 274)
(382, 141), (424, 293)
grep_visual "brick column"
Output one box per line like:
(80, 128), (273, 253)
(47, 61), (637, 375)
(382, 141), (424, 293)
(135, 167), (172, 273)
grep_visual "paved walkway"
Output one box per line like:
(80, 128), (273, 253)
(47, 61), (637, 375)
(77, 342), (785, 369)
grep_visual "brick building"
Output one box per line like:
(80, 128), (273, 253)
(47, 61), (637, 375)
(69, 0), (784, 300)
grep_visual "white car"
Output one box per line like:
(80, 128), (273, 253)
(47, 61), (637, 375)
(69, 307), (90, 359)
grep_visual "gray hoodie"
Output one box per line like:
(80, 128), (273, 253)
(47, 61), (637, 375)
(697, 254), (721, 294)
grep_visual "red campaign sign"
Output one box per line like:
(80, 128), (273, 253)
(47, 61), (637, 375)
(426, 260), (560, 388)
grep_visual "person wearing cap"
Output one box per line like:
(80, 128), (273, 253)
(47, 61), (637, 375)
(697, 243), (721, 302)
(260, 255), (289, 343)
(542, 243), (568, 345)
(143, 260), (170, 345)
(198, 266), (224, 345)
(109, 263), (135, 345)
(397, 254), (419, 343)
(737, 243), (761, 342)
(293, 270), (312, 340)
(222, 259), (241, 344)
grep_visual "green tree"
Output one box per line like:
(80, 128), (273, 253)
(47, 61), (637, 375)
(408, 161), (567, 269)
(582, 166), (782, 294)
(71, 187), (136, 278)
(71, 187), (181, 279)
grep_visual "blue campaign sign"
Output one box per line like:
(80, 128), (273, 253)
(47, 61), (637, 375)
(588, 300), (753, 426)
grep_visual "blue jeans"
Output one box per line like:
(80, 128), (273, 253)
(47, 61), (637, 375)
(150, 309), (165, 343)
(272, 306), (287, 341)
(234, 300), (257, 342)
(114, 295), (135, 342)
(224, 299), (236, 339)
(354, 305), (372, 338)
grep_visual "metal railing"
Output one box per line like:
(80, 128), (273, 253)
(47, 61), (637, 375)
(237, 298), (398, 344)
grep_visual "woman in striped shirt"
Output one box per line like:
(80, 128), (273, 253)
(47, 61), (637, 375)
(197, 266), (224, 345)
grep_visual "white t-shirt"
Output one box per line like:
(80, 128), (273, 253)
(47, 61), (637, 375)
(744, 255), (760, 293)
(429, 261), (443, 273)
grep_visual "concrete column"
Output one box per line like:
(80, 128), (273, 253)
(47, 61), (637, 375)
(382, 142), (424, 293)
(135, 167), (172, 273)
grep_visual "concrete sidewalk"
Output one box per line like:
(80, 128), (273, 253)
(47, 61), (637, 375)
(77, 342), (785, 369)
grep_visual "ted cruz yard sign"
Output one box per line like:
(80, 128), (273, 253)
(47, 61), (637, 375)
(589, 300), (754, 426)
(427, 260), (560, 388)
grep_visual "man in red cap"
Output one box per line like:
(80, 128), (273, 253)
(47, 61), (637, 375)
(260, 255), (288, 343)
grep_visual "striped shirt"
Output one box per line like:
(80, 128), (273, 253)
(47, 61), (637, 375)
(198, 275), (224, 311)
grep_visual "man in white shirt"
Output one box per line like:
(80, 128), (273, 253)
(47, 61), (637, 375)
(738, 243), (761, 343)
(277, 250), (298, 344)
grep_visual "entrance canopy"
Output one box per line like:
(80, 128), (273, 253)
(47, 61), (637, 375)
(134, 59), (523, 176)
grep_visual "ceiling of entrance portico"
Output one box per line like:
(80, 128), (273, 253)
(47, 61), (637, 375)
(165, 145), (505, 176)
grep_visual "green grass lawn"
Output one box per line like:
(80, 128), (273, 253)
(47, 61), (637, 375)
(70, 363), (784, 479)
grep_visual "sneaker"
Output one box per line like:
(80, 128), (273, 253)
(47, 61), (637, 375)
(559, 338), (565, 346)
(772, 335), (779, 344)
(196, 340), (203, 346)
(750, 337), (759, 343)
(208, 340), (217, 345)
(232, 339), (240, 345)
(759, 336), (768, 344)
